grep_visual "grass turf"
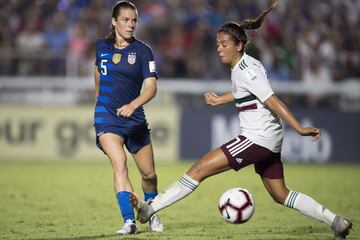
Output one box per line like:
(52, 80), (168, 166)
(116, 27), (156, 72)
(0, 161), (359, 240)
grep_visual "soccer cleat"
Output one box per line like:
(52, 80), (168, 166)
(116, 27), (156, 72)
(331, 216), (352, 239)
(149, 214), (164, 232)
(130, 192), (154, 223)
(116, 219), (137, 235)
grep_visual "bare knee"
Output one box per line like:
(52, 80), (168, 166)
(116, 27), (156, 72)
(270, 189), (289, 204)
(270, 193), (285, 204)
(187, 162), (207, 182)
(262, 177), (290, 205)
(142, 172), (157, 183)
(112, 161), (128, 177)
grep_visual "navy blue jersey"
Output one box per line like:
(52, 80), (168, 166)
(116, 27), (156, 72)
(94, 38), (158, 127)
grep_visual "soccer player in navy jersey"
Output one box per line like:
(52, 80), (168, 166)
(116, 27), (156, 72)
(93, 1), (163, 235)
(131, 3), (352, 239)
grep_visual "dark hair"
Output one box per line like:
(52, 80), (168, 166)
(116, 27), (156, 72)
(106, 1), (137, 44)
(218, 2), (277, 52)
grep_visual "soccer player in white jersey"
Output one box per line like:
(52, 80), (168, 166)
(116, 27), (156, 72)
(131, 2), (352, 239)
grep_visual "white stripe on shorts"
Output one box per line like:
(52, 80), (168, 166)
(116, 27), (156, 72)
(227, 138), (253, 157)
(226, 137), (241, 149)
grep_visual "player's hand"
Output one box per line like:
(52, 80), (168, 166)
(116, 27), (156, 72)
(298, 127), (321, 142)
(117, 103), (136, 118)
(204, 92), (219, 106)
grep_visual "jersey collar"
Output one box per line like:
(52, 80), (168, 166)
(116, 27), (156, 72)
(231, 52), (247, 72)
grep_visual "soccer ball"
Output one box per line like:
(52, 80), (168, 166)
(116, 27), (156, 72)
(218, 187), (255, 224)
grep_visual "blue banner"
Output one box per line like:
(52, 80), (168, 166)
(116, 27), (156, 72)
(180, 106), (360, 163)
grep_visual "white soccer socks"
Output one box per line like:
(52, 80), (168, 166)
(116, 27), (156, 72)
(284, 190), (336, 225)
(151, 174), (199, 212)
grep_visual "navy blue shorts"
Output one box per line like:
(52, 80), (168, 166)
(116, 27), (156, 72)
(95, 123), (151, 154)
(220, 135), (284, 179)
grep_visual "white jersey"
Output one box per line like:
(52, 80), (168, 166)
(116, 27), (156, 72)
(231, 53), (283, 152)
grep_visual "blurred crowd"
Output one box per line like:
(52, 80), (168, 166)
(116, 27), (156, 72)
(0, 0), (359, 83)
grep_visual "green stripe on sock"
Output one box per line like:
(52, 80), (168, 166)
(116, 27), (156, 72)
(286, 192), (295, 208)
(179, 178), (196, 190)
(291, 192), (299, 208)
(289, 192), (296, 208)
(180, 177), (197, 189)
(287, 191), (299, 208)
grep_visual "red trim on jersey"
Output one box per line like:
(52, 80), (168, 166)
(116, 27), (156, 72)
(236, 103), (257, 112)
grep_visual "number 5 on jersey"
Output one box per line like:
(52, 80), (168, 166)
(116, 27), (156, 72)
(101, 59), (108, 75)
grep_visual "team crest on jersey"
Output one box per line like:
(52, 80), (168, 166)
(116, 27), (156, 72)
(112, 53), (121, 64)
(128, 53), (136, 65)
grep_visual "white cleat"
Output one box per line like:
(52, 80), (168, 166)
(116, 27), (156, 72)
(116, 219), (137, 235)
(130, 192), (154, 223)
(149, 214), (164, 232)
(331, 216), (352, 239)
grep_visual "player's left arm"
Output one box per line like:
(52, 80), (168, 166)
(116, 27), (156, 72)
(116, 77), (157, 117)
(264, 95), (320, 142)
(94, 66), (100, 104)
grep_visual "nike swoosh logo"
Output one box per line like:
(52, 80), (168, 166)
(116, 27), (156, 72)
(101, 53), (109, 57)
(97, 131), (105, 136)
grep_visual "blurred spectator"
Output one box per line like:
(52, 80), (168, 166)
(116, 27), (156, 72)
(43, 11), (68, 75)
(0, 0), (358, 82)
(302, 55), (334, 108)
(0, 24), (15, 75)
(16, 16), (45, 75)
(68, 22), (89, 76)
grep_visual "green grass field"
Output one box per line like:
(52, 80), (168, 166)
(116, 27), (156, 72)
(0, 161), (359, 240)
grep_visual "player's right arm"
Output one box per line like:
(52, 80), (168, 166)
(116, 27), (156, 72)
(204, 92), (234, 106)
(94, 66), (100, 103)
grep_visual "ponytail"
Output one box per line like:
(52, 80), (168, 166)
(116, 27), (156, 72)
(218, 1), (277, 51)
(240, 1), (277, 30)
(107, 25), (116, 45)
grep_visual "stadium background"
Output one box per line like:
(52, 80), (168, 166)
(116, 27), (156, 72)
(0, 0), (359, 162)
(1, 1), (360, 240)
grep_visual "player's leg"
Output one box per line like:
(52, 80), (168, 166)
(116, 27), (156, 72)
(131, 135), (257, 223)
(131, 147), (231, 223)
(132, 143), (164, 232)
(261, 177), (289, 204)
(132, 143), (158, 196)
(99, 133), (137, 234)
(187, 147), (231, 181)
(262, 176), (338, 224)
(257, 157), (352, 239)
(152, 147), (230, 210)
(262, 177), (352, 239)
